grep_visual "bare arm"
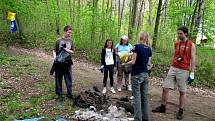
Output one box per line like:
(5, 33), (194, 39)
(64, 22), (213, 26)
(64, 48), (74, 54)
(191, 43), (196, 72)
(127, 52), (137, 65)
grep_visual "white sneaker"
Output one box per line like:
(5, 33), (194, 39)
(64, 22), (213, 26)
(117, 88), (122, 92)
(102, 87), (107, 94)
(128, 85), (132, 91)
(130, 96), (134, 100)
(110, 87), (116, 94)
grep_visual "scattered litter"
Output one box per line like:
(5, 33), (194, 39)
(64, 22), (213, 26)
(72, 105), (134, 121)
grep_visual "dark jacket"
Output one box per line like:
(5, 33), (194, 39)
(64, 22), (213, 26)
(101, 48), (116, 67)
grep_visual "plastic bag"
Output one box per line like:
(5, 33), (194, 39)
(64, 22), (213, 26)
(55, 49), (71, 65)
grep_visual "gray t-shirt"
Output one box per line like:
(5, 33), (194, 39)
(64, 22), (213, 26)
(54, 38), (74, 55)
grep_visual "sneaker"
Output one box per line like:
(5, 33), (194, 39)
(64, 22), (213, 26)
(130, 96), (134, 100)
(176, 108), (184, 120)
(56, 95), (63, 102)
(127, 85), (132, 91)
(110, 87), (116, 94)
(117, 88), (122, 92)
(152, 105), (166, 113)
(102, 87), (107, 94)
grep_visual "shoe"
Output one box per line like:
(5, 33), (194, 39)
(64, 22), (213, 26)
(152, 105), (166, 113)
(130, 96), (134, 100)
(176, 108), (184, 120)
(66, 94), (73, 100)
(102, 87), (107, 94)
(56, 95), (63, 102)
(110, 87), (116, 94)
(127, 85), (132, 91)
(117, 88), (122, 92)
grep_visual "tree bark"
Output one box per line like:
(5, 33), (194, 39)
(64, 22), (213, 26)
(118, 0), (125, 37)
(101, 0), (105, 41)
(137, 0), (146, 35)
(152, 0), (162, 49)
(162, 0), (169, 26)
(56, 0), (60, 35)
(148, 0), (153, 26)
(189, 0), (199, 39)
(91, 0), (98, 42)
(68, 0), (73, 25)
(128, 0), (138, 40)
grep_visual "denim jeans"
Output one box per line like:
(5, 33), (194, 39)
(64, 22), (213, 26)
(55, 63), (73, 97)
(131, 72), (149, 121)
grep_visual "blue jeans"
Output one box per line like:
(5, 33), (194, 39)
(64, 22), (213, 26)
(55, 63), (73, 97)
(131, 72), (149, 121)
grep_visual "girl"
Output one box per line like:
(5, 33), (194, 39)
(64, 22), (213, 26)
(101, 39), (116, 94)
(115, 35), (133, 92)
(126, 32), (152, 121)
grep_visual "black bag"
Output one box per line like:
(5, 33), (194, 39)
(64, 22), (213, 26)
(55, 49), (71, 66)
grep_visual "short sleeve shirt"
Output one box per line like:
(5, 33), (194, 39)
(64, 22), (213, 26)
(131, 44), (152, 75)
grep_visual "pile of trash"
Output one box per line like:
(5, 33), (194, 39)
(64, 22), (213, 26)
(72, 86), (134, 121)
(72, 105), (134, 121)
(73, 86), (111, 110)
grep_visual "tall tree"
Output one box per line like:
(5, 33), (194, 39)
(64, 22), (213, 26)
(152, 0), (162, 48)
(68, 0), (73, 25)
(148, 0), (153, 26)
(118, 0), (126, 37)
(91, 0), (98, 42)
(137, 0), (146, 35)
(190, 0), (199, 39)
(162, 0), (169, 26)
(55, 0), (60, 35)
(128, 0), (138, 40)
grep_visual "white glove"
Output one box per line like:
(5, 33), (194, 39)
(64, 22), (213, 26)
(189, 72), (194, 80)
(117, 52), (122, 57)
(100, 65), (104, 69)
(147, 64), (153, 70)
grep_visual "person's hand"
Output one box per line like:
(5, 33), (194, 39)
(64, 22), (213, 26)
(117, 52), (122, 57)
(64, 48), (74, 54)
(99, 65), (104, 73)
(147, 64), (153, 70)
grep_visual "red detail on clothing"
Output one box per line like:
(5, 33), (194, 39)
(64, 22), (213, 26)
(172, 40), (193, 70)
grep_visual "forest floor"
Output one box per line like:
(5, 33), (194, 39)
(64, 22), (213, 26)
(0, 46), (215, 121)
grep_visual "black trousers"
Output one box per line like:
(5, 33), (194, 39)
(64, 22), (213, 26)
(103, 65), (114, 87)
(55, 63), (73, 97)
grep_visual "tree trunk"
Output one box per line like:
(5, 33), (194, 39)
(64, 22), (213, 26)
(68, 0), (73, 25)
(55, 0), (60, 35)
(100, 0), (105, 42)
(77, 0), (81, 40)
(118, 0), (125, 37)
(189, 0), (199, 39)
(162, 0), (169, 26)
(109, 0), (113, 36)
(91, 0), (98, 42)
(152, 0), (162, 49)
(137, 0), (146, 36)
(128, 0), (138, 40)
(72, 0), (75, 24)
(148, 0), (153, 26)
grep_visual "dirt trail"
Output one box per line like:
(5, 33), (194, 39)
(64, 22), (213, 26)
(4, 46), (215, 121)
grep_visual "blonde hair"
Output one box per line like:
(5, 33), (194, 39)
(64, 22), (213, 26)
(138, 32), (151, 46)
